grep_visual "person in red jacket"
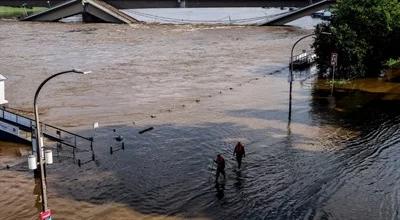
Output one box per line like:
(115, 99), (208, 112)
(214, 154), (226, 182)
(233, 141), (245, 169)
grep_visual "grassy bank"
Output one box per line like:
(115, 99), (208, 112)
(0, 6), (47, 18)
(316, 78), (400, 100)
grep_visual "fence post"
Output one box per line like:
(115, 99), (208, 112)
(74, 136), (77, 148)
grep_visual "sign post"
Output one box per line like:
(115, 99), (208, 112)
(330, 53), (338, 95)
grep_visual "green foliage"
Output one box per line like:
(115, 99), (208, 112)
(385, 58), (400, 68)
(313, 0), (400, 78)
(0, 6), (47, 18)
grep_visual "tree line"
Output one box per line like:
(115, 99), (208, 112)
(313, 0), (400, 78)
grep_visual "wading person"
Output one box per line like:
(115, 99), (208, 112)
(233, 141), (245, 169)
(214, 154), (226, 182)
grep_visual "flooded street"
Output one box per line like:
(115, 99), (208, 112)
(1, 19), (400, 220)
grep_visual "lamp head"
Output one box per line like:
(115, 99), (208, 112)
(72, 69), (92, 74)
(320, 32), (332, 35)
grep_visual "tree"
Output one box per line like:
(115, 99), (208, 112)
(313, 0), (400, 78)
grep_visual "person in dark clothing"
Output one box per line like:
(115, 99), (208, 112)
(233, 141), (245, 169)
(214, 154), (226, 182)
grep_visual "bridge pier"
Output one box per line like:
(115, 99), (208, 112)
(178, 0), (186, 8)
(82, 11), (103, 22)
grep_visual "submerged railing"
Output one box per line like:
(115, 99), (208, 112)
(0, 107), (93, 153)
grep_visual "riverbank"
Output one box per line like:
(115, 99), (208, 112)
(316, 78), (400, 99)
(315, 64), (400, 103)
(0, 6), (46, 18)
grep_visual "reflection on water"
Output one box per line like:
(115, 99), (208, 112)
(33, 177), (42, 211)
(215, 182), (225, 200)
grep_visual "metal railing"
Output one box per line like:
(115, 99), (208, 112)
(0, 107), (93, 152)
(290, 50), (316, 66)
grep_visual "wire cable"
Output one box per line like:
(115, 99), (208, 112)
(125, 10), (290, 25)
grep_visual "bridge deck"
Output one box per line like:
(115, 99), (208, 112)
(11, 0), (335, 24)
(1, 0), (325, 8)
(261, 0), (334, 25)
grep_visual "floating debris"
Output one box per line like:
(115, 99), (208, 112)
(139, 127), (154, 134)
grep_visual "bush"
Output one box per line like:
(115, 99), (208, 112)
(313, 0), (400, 78)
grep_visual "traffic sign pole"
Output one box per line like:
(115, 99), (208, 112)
(330, 53), (338, 95)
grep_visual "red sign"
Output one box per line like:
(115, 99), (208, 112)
(39, 210), (52, 220)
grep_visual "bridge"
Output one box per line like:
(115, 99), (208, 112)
(1, 0), (328, 8)
(10, 0), (335, 24)
(262, 0), (334, 25)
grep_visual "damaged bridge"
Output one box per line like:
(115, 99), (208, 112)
(17, 0), (335, 24)
(22, 0), (138, 24)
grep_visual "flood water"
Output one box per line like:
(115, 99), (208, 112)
(1, 18), (400, 220)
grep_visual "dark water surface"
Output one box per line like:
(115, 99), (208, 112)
(15, 74), (400, 220)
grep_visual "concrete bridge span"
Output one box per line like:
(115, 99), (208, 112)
(22, 0), (138, 23)
(2, 0), (326, 8)
(16, 0), (335, 24)
(262, 0), (334, 25)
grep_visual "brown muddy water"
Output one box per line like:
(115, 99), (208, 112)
(1, 20), (400, 220)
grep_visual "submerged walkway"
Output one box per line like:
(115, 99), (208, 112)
(0, 107), (93, 152)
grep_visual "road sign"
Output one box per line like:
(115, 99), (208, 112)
(331, 53), (338, 66)
(39, 210), (52, 220)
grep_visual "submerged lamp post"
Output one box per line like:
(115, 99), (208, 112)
(32, 69), (91, 218)
(288, 32), (331, 124)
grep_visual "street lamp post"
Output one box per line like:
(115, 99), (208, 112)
(288, 32), (331, 124)
(33, 69), (91, 217)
